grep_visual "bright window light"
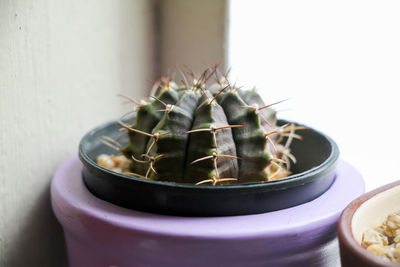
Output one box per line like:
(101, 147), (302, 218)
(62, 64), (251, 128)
(228, 0), (400, 191)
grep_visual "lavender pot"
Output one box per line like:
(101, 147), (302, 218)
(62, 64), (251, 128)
(51, 156), (365, 267)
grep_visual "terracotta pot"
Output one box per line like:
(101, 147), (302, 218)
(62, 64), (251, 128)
(338, 180), (400, 266)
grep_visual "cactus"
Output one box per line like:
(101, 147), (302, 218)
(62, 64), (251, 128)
(100, 68), (304, 185)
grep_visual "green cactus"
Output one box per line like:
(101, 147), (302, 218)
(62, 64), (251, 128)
(105, 68), (303, 185)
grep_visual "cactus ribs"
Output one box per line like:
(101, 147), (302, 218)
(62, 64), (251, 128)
(98, 67), (305, 185)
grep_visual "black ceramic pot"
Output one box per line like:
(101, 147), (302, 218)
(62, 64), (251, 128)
(79, 118), (339, 216)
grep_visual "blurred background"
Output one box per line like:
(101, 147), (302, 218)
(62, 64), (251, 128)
(229, 0), (400, 194)
(1, 0), (399, 266)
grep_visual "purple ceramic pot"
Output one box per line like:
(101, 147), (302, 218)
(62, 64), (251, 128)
(52, 157), (364, 267)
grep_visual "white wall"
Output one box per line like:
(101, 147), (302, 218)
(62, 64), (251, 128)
(229, 0), (400, 191)
(0, 0), (156, 266)
(159, 0), (228, 75)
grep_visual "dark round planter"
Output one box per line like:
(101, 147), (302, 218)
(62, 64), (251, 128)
(79, 118), (339, 216)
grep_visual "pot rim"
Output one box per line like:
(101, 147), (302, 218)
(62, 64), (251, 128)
(79, 118), (339, 191)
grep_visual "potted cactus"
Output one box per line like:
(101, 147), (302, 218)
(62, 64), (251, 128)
(52, 67), (368, 266)
(78, 67), (339, 216)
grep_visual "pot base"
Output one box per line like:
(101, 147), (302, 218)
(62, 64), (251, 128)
(52, 156), (364, 267)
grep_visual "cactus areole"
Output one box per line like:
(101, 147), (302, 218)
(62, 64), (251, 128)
(99, 68), (305, 186)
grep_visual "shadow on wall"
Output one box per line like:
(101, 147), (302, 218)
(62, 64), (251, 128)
(7, 182), (68, 267)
